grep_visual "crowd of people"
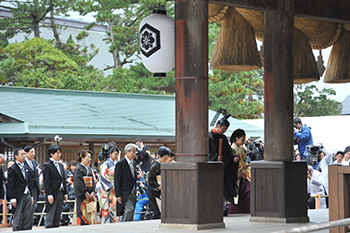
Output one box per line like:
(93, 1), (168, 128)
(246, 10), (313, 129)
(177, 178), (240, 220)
(1, 115), (348, 230)
(293, 116), (350, 210)
(0, 139), (176, 231)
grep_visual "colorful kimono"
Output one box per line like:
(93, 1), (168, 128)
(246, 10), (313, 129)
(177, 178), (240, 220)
(230, 143), (251, 214)
(99, 158), (117, 223)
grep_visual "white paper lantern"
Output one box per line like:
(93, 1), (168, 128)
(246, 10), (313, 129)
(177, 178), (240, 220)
(140, 10), (175, 77)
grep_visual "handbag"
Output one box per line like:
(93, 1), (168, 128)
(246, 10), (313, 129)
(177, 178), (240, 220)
(86, 197), (97, 213)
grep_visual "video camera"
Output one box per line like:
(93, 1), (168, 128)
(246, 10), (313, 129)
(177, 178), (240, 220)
(98, 144), (110, 162)
(254, 137), (265, 161)
(304, 143), (323, 168)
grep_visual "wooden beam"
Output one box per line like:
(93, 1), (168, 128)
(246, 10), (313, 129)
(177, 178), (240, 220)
(208, 0), (276, 11)
(209, 0), (350, 23)
(294, 0), (350, 23)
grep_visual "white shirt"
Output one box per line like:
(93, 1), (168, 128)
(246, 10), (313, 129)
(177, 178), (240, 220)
(318, 148), (333, 194)
(307, 169), (327, 209)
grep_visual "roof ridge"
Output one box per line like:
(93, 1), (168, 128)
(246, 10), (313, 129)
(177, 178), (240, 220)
(0, 86), (175, 99)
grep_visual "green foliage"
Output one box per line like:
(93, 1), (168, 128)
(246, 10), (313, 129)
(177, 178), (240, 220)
(209, 69), (264, 119)
(0, 37), (104, 90)
(100, 62), (175, 94)
(0, 0), (75, 38)
(74, 0), (170, 68)
(209, 22), (220, 61)
(294, 84), (342, 116)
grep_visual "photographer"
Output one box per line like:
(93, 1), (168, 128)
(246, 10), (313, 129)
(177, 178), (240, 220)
(134, 167), (149, 221)
(134, 138), (152, 172)
(294, 117), (313, 159)
(245, 135), (257, 162)
(318, 148), (332, 195)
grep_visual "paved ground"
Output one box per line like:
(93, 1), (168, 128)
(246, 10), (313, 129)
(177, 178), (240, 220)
(0, 209), (330, 233)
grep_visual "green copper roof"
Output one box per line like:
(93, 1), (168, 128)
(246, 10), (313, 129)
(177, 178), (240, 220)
(0, 86), (263, 139)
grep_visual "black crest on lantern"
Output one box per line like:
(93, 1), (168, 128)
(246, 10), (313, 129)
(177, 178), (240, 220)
(140, 23), (161, 58)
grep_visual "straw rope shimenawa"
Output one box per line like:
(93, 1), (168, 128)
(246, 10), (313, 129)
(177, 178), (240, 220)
(235, 8), (264, 42)
(294, 17), (341, 50)
(293, 28), (320, 84)
(210, 7), (262, 72)
(208, 4), (229, 23)
(324, 28), (350, 83)
(343, 23), (350, 32)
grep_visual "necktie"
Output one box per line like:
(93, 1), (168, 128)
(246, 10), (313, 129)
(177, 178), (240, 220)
(28, 161), (34, 170)
(19, 164), (26, 179)
(129, 162), (135, 178)
(54, 161), (61, 176)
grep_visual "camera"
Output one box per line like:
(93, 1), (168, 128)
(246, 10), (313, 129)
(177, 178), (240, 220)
(136, 180), (146, 197)
(254, 137), (265, 161)
(98, 144), (110, 162)
(54, 135), (62, 142)
(304, 143), (323, 168)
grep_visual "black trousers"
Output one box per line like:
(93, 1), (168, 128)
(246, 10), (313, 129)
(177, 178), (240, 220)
(148, 197), (160, 219)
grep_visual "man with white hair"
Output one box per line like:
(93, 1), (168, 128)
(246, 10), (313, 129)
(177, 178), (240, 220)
(114, 143), (137, 221)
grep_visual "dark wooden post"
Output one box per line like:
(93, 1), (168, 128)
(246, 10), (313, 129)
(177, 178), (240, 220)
(264, 0), (294, 162)
(175, 0), (208, 164)
(160, 0), (224, 230)
(250, 0), (309, 222)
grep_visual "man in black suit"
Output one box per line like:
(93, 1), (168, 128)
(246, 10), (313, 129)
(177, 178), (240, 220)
(114, 143), (137, 222)
(135, 138), (152, 172)
(8, 148), (33, 231)
(147, 147), (170, 219)
(42, 145), (68, 228)
(24, 146), (40, 220)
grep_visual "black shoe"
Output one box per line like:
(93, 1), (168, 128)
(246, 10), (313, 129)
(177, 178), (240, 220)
(60, 221), (69, 226)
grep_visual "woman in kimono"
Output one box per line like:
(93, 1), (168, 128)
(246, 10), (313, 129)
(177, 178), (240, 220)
(230, 129), (251, 214)
(99, 145), (120, 223)
(73, 150), (96, 225)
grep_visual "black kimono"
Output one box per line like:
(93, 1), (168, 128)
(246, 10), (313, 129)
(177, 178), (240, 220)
(147, 161), (161, 219)
(73, 163), (96, 225)
(209, 129), (239, 200)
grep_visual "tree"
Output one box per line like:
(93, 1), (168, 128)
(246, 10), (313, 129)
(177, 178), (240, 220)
(209, 69), (264, 119)
(74, 0), (172, 69)
(0, 37), (104, 90)
(99, 62), (175, 94)
(0, 0), (74, 39)
(294, 84), (342, 117)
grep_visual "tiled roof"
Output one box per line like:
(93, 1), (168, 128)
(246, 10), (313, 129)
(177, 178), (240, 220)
(0, 86), (263, 139)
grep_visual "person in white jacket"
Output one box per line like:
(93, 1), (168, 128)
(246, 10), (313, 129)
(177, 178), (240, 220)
(317, 148), (333, 195)
(307, 165), (327, 209)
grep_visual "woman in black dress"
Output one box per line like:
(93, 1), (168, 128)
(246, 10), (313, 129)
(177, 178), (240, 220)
(73, 150), (96, 225)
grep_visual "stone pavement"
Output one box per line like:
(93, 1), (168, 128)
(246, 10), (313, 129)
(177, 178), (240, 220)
(0, 209), (329, 233)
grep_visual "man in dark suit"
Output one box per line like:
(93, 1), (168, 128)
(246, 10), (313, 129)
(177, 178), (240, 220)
(42, 145), (68, 228)
(24, 146), (40, 220)
(114, 143), (137, 222)
(8, 148), (33, 231)
(147, 147), (170, 219)
(135, 138), (152, 172)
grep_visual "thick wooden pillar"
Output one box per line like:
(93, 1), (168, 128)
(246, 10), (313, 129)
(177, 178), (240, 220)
(250, 0), (308, 222)
(264, 0), (294, 162)
(160, 0), (224, 230)
(175, 0), (208, 164)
